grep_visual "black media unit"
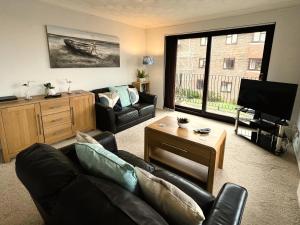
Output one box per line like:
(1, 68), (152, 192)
(235, 107), (288, 155)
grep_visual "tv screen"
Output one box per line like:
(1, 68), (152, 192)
(237, 79), (298, 120)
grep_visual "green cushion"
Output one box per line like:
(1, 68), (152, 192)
(75, 143), (138, 192)
(109, 85), (131, 107)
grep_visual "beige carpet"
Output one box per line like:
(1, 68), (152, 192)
(0, 110), (299, 225)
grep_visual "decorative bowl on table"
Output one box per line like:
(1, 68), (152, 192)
(177, 117), (189, 129)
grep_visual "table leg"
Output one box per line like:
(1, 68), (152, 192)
(218, 133), (226, 169)
(207, 154), (215, 193)
(144, 128), (150, 162)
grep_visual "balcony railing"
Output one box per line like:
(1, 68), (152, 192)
(175, 73), (258, 116)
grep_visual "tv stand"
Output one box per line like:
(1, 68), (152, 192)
(235, 107), (288, 155)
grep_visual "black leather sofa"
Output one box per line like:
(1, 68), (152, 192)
(16, 132), (248, 225)
(91, 87), (157, 133)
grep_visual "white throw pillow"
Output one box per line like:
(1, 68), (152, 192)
(98, 92), (120, 108)
(135, 167), (205, 225)
(128, 88), (139, 105)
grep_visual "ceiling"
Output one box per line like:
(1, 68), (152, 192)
(39, 0), (300, 28)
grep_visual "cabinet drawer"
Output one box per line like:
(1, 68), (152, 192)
(42, 111), (71, 128)
(41, 98), (70, 115)
(44, 123), (73, 144)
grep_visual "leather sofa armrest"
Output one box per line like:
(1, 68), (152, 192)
(95, 102), (117, 133)
(203, 183), (248, 225)
(93, 131), (118, 154)
(138, 92), (157, 106)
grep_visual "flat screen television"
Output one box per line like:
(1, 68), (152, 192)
(237, 79), (298, 120)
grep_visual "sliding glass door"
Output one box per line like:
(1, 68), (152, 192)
(175, 37), (207, 110)
(173, 24), (275, 122)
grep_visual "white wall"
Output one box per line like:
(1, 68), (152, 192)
(146, 6), (300, 123)
(0, 0), (146, 97)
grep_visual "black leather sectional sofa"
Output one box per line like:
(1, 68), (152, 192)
(91, 87), (157, 133)
(16, 132), (248, 225)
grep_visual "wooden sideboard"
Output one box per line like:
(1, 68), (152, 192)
(0, 90), (96, 163)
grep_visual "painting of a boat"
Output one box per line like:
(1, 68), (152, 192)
(46, 25), (120, 68)
(64, 39), (105, 59)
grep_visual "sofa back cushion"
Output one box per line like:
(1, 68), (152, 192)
(52, 175), (168, 225)
(75, 143), (138, 192)
(16, 143), (79, 200)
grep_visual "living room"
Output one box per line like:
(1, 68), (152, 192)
(0, 0), (300, 225)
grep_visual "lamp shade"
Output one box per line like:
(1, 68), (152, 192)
(143, 56), (154, 65)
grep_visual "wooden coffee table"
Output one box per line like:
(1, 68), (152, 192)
(144, 116), (226, 193)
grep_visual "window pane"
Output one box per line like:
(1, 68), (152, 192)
(248, 58), (262, 71)
(226, 35), (232, 44)
(175, 38), (207, 109)
(207, 32), (266, 117)
(223, 58), (235, 69)
(200, 37), (207, 46)
(232, 34), (238, 43)
(199, 58), (206, 68)
(253, 32), (260, 42)
(260, 32), (266, 42)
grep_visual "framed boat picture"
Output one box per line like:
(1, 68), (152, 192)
(46, 25), (120, 68)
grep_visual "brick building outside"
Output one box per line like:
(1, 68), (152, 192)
(175, 32), (265, 111)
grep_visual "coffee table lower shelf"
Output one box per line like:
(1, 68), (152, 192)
(149, 148), (208, 184)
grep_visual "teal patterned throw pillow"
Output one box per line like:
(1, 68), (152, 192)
(109, 86), (131, 107)
(75, 142), (138, 192)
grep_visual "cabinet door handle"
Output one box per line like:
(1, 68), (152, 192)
(71, 107), (75, 125)
(37, 114), (42, 135)
(51, 118), (63, 123)
(49, 105), (61, 110)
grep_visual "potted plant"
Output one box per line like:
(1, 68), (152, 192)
(44, 82), (56, 96)
(137, 69), (148, 82)
(177, 117), (189, 129)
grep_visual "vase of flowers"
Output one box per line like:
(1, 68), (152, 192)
(66, 79), (72, 94)
(137, 69), (148, 82)
(44, 82), (56, 96)
(177, 117), (189, 129)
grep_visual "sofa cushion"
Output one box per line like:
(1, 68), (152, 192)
(113, 98), (122, 112)
(16, 143), (79, 200)
(135, 167), (205, 225)
(132, 103), (154, 116)
(109, 86), (131, 107)
(115, 107), (139, 125)
(75, 143), (138, 192)
(118, 150), (155, 173)
(53, 175), (168, 225)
